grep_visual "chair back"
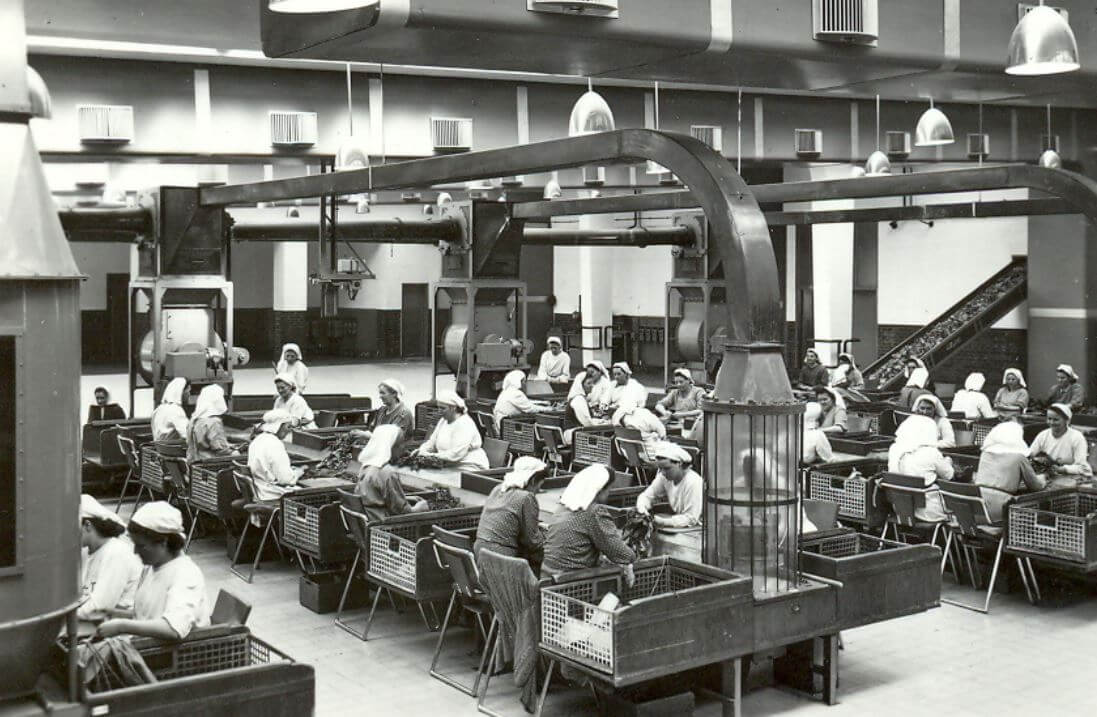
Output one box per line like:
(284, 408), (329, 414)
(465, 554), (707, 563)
(432, 525), (485, 601)
(117, 434), (140, 473)
(483, 437), (511, 469)
(803, 498), (840, 530)
(161, 455), (191, 494)
(337, 488), (372, 551)
(472, 411), (498, 439)
(210, 589), (252, 625)
(878, 472), (931, 526)
(232, 462), (256, 504)
(614, 436), (650, 466)
(315, 411), (338, 429)
(534, 424), (567, 467)
(938, 480), (996, 535)
(477, 549), (539, 626)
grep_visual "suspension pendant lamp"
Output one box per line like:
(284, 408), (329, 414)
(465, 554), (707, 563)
(270, 0), (379, 12)
(1006, 3), (1079, 75)
(1039, 104), (1062, 169)
(568, 79), (615, 137)
(915, 99), (954, 147)
(865, 95), (890, 176)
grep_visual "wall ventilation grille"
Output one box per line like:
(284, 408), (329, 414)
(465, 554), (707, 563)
(794, 129), (823, 157)
(582, 166), (606, 186)
(269, 111), (318, 147)
(813, 0), (879, 45)
(77, 105), (134, 144)
(690, 125), (724, 153)
(885, 131), (911, 157)
(967, 133), (990, 159)
(431, 117), (473, 152)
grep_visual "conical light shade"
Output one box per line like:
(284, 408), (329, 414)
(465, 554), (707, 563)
(1006, 6), (1079, 75)
(865, 150), (891, 176)
(270, 0), (379, 12)
(568, 90), (615, 137)
(1039, 149), (1063, 169)
(335, 137), (369, 170)
(915, 107), (954, 147)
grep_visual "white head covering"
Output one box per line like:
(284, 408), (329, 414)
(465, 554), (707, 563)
(612, 362), (632, 377)
(1049, 403), (1073, 422)
(192, 384), (227, 421)
(673, 368), (693, 383)
(611, 402), (639, 426)
(906, 367), (929, 389)
(357, 424), (401, 468)
(908, 356), (927, 370)
(1056, 364), (1079, 382)
(161, 377), (187, 406)
(274, 372), (298, 391)
(585, 360), (608, 379)
(559, 464), (612, 511)
(500, 456), (547, 492)
(437, 389), (466, 412)
(653, 441), (692, 464)
(80, 494), (126, 528)
(547, 336), (563, 347)
(803, 401), (823, 430)
(502, 369), (526, 392)
(981, 421), (1030, 457)
(379, 378), (406, 401)
(893, 415), (940, 453)
(260, 409), (293, 434)
(1003, 368), (1027, 388)
(838, 352), (858, 370)
(964, 373), (986, 392)
(130, 501), (185, 540)
(912, 394), (948, 419)
(279, 343), (303, 362)
(815, 385), (847, 409)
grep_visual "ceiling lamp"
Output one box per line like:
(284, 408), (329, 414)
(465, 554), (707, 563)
(864, 95), (891, 176)
(568, 80), (615, 137)
(270, 0), (379, 13)
(915, 99), (954, 147)
(1005, 3), (1079, 75)
(1039, 103), (1062, 169)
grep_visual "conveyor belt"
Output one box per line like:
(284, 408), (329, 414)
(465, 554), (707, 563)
(863, 257), (1027, 391)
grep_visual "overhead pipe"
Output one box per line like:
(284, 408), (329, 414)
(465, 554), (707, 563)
(57, 206), (153, 242)
(522, 225), (695, 246)
(231, 217), (463, 243)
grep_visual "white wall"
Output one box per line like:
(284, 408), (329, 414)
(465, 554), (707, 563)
(69, 241), (130, 310)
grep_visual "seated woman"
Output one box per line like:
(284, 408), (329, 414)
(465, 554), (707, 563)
(273, 373), (317, 430)
(97, 502), (210, 640)
(563, 374), (611, 445)
(994, 368), (1030, 415)
(151, 377), (189, 442)
(276, 342), (309, 395)
(568, 360), (612, 413)
(1029, 403), (1094, 487)
(608, 362), (649, 410)
(77, 495), (142, 623)
(911, 394), (957, 449)
(355, 425), (430, 521)
(886, 415), (953, 522)
(1046, 364), (1085, 411)
(795, 349), (829, 390)
(636, 442), (703, 528)
(473, 456), (550, 569)
(87, 386), (126, 424)
(493, 369), (551, 431)
(612, 401), (667, 459)
(414, 390), (490, 470)
(813, 386), (848, 435)
(951, 372), (996, 420)
(897, 367), (933, 410)
(350, 378), (414, 446)
(829, 352), (864, 391)
(247, 410), (303, 502)
(187, 385), (235, 462)
(976, 421), (1045, 522)
(903, 357), (937, 394)
(541, 464), (636, 579)
(802, 402), (834, 464)
(655, 368), (706, 424)
(536, 336), (572, 385)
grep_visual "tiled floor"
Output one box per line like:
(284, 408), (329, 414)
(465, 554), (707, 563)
(99, 362), (1097, 716)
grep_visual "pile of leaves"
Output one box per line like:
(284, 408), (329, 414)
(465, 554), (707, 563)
(620, 510), (655, 558)
(424, 487), (461, 511)
(394, 452), (448, 470)
(301, 433), (357, 479)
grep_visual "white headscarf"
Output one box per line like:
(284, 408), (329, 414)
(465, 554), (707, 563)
(981, 421), (1030, 456)
(612, 362), (632, 377)
(279, 343), (303, 362)
(912, 394), (948, 419)
(838, 352), (858, 370)
(803, 401), (823, 430)
(1049, 403), (1073, 422)
(964, 373), (986, 392)
(274, 372), (298, 391)
(437, 389), (466, 412)
(501, 369), (526, 393)
(653, 441), (692, 464)
(888, 414), (940, 468)
(906, 367), (929, 389)
(357, 424), (402, 468)
(547, 336), (563, 348)
(80, 494), (126, 528)
(500, 456), (547, 492)
(260, 409), (293, 434)
(1003, 368), (1027, 388)
(1057, 364), (1079, 382)
(559, 464), (612, 511)
(585, 361), (608, 379)
(379, 378), (406, 401)
(673, 368), (692, 383)
(161, 377), (187, 406)
(192, 384), (227, 421)
(611, 401), (639, 426)
(130, 501), (185, 540)
(816, 385), (847, 409)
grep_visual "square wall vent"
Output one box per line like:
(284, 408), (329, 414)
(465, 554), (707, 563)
(690, 125), (724, 153)
(77, 104), (134, 144)
(269, 111), (317, 147)
(527, 0), (619, 19)
(967, 133), (990, 159)
(582, 166), (606, 186)
(813, 0), (879, 46)
(794, 129), (823, 158)
(431, 117), (473, 153)
(1041, 134), (1060, 153)
(885, 131), (911, 157)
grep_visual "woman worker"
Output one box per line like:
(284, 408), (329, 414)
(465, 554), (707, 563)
(413, 390), (490, 470)
(493, 369), (551, 431)
(77, 495), (142, 622)
(1046, 364), (1085, 411)
(911, 394), (957, 449)
(97, 502), (210, 640)
(830, 353), (864, 391)
(795, 349), (829, 390)
(274, 372), (317, 430)
(950, 372), (996, 420)
(187, 384), (235, 462)
(975, 422), (1045, 522)
(354, 425), (430, 521)
(151, 377), (189, 441)
(1029, 403), (1093, 486)
(563, 374), (611, 445)
(608, 362), (649, 410)
(536, 336), (572, 385)
(994, 368), (1030, 415)
(813, 386), (849, 435)
(802, 402), (834, 465)
(276, 342), (309, 395)
(635, 442), (703, 528)
(655, 368), (706, 423)
(897, 367), (933, 410)
(473, 456), (550, 569)
(612, 400), (667, 459)
(568, 360), (612, 413)
(541, 464), (636, 579)
(87, 386), (126, 424)
(903, 357), (937, 394)
(247, 410), (303, 501)
(886, 415), (953, 522)
(350, 378), (414, 445)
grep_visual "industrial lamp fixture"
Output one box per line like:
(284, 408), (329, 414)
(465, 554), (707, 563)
(568, 79), (615, 137)
(270, 0), (379, 12)
(1039, 103), (1062, 169)
(865, 95), (891, 176)
(914, 99), (954, 147)
(1006, 2), (1079, 75)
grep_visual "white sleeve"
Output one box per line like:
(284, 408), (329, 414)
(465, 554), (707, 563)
(536, 352), (549, 380)
(161, 567), (208, 639)
(421, 420), (443, 453)
(298, 364), (309, 393)
(433, 419), (477, 462)
(977, 394), (997, 419)
(570, 396), (595, 427)
(937, 419), (956, 449)
(77, 545), (133, 620)
(816, 432), (833, 462)
(292, 395), (314, 424)
(636, 474), (667, 514)
(662, 475), (703, 528)
(270, 443), (297, 486)
(560, 353), (571, 377)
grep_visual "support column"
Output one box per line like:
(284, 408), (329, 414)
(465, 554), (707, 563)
(577, 204), (614, 368)
(273, 242), (310, 354)
(851, 222), (879, 364)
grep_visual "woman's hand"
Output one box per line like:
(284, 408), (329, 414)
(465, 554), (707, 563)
(96, 619), (129, 638)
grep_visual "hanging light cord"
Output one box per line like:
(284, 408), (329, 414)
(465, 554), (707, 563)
(737, 88), (742, 174)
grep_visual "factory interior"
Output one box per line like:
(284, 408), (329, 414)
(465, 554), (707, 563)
(6, 0), (1097, 715)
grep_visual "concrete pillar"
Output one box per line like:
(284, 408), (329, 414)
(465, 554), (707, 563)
(577, 199), (614, 368)
(272, 242), (310, 352)
(851, 222), (879, 365)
